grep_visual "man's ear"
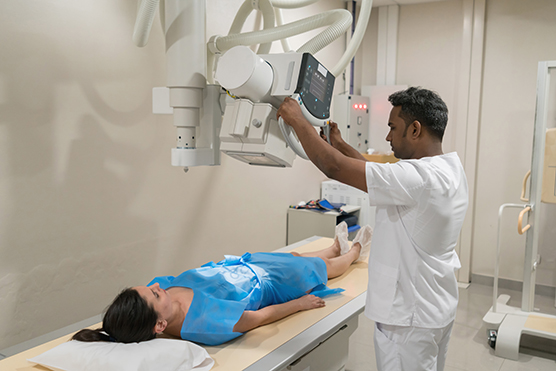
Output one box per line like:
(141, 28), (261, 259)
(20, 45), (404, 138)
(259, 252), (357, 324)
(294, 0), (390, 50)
(410, 120), (422, 139)
(154, 319), (167, 334)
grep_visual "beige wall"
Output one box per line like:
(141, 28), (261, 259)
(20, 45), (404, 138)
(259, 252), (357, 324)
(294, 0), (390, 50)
(396, 1), (464, 155)
(0, 0), (345, 349)
(354, 6), (380, 92)
(2, 0), (556, 351)
(357, 1), (463, 153)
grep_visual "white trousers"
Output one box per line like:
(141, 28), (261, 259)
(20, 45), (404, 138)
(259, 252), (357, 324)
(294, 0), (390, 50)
(373, 321), (454, 371)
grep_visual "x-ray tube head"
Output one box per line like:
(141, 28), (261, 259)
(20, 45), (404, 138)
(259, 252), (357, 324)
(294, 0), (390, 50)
(215, 46), (274, 103)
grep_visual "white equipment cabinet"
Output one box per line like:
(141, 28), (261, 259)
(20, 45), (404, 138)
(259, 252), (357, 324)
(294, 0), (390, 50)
(332, 95), (370, 153)
(321, 180), (375, 229)
(286, 206), (360, 245)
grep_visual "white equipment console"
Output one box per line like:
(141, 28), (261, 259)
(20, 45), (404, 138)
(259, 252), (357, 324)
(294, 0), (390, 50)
(332, 95), (370, 154)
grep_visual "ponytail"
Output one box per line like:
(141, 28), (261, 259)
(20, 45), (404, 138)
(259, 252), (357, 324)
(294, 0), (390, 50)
(71, 328), (112, 342)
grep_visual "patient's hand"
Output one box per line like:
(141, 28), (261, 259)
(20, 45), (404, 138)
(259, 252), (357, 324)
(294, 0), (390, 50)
(295, 294), (325, 311)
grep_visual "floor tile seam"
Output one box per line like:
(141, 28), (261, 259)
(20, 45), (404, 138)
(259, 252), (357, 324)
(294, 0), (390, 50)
(445, 357), (505, 371)
(350, 340), (374, 347)
(454, 321), (484, 332)
(446, 366), (469, 371)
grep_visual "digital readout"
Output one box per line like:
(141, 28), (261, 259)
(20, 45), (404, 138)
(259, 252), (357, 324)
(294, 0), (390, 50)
(309, 70), (327, 101)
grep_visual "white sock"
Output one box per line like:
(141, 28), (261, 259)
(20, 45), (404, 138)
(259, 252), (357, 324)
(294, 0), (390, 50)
(353, 225), (373, 262)
(335, 222), (350, 255)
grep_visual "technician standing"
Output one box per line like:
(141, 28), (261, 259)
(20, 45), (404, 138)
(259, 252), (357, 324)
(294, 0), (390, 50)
(277, 87), (468, 371)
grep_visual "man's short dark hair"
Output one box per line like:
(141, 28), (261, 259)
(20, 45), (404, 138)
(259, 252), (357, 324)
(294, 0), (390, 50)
(388, 87), (448, 141)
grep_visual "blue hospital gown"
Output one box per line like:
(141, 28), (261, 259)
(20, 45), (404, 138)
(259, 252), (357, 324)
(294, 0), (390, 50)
(147, 252), (344, 345)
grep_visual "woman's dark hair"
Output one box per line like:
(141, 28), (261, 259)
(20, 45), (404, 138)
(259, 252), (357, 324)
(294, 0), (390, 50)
(388, 87), (448, 141)
(72, 288), (158, 343)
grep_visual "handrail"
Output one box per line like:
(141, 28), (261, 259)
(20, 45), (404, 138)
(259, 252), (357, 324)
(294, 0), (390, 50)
(520, 170), (531, 202)
(518, 206), (531, 234)
(493, 203), (532, 313)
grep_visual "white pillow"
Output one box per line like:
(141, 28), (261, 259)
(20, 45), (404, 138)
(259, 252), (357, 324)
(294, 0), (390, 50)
(28, 338), (214, 371)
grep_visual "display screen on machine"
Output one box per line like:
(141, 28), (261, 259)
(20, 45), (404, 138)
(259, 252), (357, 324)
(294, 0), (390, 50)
(295, 53), (335, 120)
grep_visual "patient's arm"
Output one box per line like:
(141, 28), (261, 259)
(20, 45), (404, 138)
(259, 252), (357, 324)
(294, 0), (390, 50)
(232, 295), (325, 333)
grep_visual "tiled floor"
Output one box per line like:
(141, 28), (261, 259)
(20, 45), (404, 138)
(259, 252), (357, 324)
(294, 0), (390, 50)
(346, 283), (556, 371)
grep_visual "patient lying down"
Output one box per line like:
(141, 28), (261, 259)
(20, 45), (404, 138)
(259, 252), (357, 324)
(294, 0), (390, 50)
(73, 224), (372, 346)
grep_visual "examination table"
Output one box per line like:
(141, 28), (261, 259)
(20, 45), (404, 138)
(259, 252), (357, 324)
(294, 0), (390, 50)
(0, 236), (368, 371)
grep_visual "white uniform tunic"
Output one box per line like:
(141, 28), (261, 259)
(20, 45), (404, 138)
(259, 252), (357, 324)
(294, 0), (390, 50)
(364, 152), (468, 328)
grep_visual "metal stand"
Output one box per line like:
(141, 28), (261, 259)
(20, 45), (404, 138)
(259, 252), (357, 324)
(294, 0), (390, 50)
(483, 61), (556, 360)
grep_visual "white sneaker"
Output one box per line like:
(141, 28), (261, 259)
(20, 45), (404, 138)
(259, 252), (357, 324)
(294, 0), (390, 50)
(353, 225), (373, 262)
(335, 221), (350, 255)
